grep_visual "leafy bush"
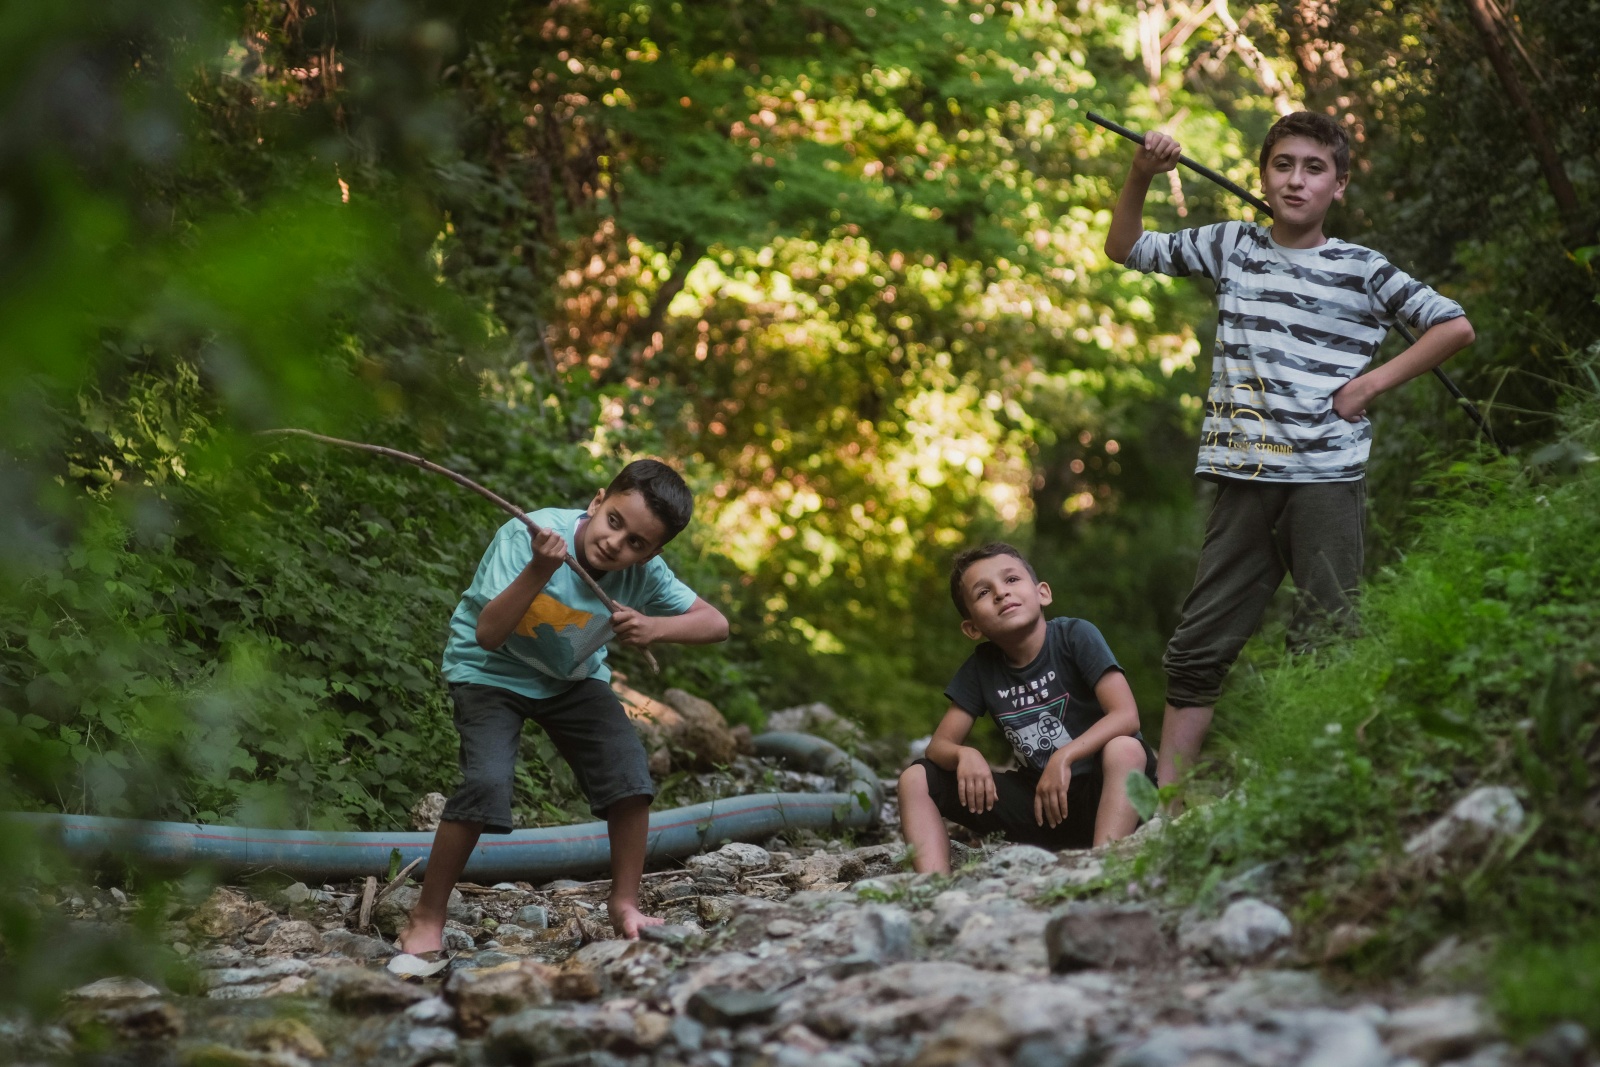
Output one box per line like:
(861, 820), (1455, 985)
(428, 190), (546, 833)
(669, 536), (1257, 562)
(1136, 391), (1600, 993)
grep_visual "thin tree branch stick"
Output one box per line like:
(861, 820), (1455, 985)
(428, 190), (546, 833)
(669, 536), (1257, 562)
(259, 427), (660, 672)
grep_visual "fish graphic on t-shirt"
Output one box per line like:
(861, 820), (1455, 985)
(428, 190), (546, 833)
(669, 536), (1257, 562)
(514, 594), (596, 637)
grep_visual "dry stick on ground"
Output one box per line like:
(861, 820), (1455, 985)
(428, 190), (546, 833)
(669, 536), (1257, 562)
(357, 875), (377, 932)
(259, 427), (659, 673)
(374, 858), (425, 909)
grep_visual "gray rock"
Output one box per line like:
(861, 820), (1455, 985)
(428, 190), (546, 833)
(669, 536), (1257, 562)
(321, 929), (397, 961)
(804, 961), (1026, 1039)
(670, 1013), (706, 1050)
(1417, 935), (1497, 987)
(1112, 1010), (1385, 1067)
(916, 982), (1104, 1063)
(687, 985), (787, 1027)
(1525, 1022), (1590, 1067)
(1380, 995), (1495, 1062)
(1208, 970), (1333, 1016)
(94, 1000), (184, 1041)
(322, 967), (431, 1013)
(446, 959), (555, 1035)
(199, 960), (312, 990)
(853, 905), (915, 964)
(715, 842), (772, 871)
(405, 996), (454, 1025)
(483, 1006), (638, 1061)
(515, 904), (550, 929)
(409, 791), (448, 832)
(441, 924), (476, 951)
(952, 907), (1050, 971)
(639, 923), (704, 950)
(406, 1026), (458, 1056)
(66, 977), (162, 1001)
(278, 882), (315, 909)
(1045, 904), (1168, 972)
(1405, 787), (1525, 860)
(767, 918), (806, 938)
(492, 923), (538, 945)
(374, 885), (481, 937)
(766, 702), (866, 746)
(984, 844), (1060, 873)
(261, 920), (323, 957)
(838, 844), (903, 883)
(1182, 898), (1292, 963)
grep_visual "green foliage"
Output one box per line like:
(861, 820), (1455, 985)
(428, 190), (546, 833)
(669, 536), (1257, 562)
(1493, 928), (1600, 1038)
(1133, 387), (1600, 1009)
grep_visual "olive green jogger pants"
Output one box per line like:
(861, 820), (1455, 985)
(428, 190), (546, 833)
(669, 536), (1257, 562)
(1163, 477), (1365, 709)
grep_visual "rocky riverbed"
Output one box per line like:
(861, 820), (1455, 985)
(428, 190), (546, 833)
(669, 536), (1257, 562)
(7, 802), (1590, 1067)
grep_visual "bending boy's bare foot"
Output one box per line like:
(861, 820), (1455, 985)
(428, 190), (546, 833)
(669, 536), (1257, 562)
(608, 896), (663, 940)
(396, 915), (445, 955)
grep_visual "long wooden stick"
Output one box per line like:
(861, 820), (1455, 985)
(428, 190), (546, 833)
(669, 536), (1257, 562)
(1085, 111), (1508, 456)
(259, 427), (659, 672)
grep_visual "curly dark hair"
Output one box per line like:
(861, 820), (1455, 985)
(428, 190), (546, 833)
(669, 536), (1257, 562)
(1259, 111), (1351, 179)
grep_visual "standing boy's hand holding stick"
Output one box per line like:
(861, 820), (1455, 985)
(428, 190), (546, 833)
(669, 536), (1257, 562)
(1105, 130), (1183, 265)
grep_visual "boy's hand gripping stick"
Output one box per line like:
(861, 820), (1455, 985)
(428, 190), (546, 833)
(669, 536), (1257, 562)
(259, 428), (661, 672)
(1087, 111), (1505, 455)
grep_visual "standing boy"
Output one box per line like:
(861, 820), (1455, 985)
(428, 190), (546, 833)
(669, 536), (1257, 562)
(1104, 112), (1475, 797)
(400, 459), (728, 949)
(898, 543), (1156, 872)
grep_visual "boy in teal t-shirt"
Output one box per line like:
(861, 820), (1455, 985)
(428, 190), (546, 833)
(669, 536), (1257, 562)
(401, 460), (729, 949)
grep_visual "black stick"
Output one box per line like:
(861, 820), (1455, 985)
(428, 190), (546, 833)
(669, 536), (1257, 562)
(259, 428), (660, 672)
(1087, 111), (1506, 454)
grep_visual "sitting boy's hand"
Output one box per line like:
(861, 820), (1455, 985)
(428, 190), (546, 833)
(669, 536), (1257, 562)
(1035, 749), (1074, 828)
(610, 606), (660, 647)
(955, 747), (997, 814)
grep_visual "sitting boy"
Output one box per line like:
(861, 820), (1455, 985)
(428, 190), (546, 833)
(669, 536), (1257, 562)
(898, 543), (1156, 872)
(400, 459), (729, 949)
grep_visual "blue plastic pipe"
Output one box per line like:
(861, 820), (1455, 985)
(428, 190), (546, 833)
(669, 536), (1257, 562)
(1, 732), (882, 882)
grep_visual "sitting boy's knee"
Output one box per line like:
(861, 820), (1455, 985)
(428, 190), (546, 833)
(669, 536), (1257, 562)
(898, 762), (929, 798)
(1103, 735), (1148, 770)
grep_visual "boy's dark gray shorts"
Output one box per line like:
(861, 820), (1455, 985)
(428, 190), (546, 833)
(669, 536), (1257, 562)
(910, 740), (1156, 851)
(442, 680), (655, 833)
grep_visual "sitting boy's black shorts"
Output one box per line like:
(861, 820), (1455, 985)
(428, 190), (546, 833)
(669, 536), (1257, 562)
(442, 680), (655, 833)
(911, 741), (1156, 851)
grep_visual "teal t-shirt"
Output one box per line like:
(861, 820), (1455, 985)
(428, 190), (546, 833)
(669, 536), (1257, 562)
(441, 508), (698, 699)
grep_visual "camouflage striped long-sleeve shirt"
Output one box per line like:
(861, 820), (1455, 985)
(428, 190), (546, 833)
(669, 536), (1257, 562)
(1127, 221), (1465, 483)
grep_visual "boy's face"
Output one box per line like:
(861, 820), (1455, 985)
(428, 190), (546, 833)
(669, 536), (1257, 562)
(1261, 134), (1347, 230)
(958, 554), (1053, 644)
(578, 489), (668, 572)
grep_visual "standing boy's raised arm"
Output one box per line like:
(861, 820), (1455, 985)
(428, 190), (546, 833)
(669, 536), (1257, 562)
(1105, 130), (1183, 263)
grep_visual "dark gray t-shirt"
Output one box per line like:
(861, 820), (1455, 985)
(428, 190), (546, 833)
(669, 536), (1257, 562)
(945, 617), (1130, 776)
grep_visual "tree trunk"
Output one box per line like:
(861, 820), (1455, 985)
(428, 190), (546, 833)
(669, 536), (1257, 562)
(1460, 0), (1586, 239)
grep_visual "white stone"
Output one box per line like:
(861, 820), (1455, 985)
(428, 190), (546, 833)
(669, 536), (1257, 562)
(1404, 787), (1525, 859)
(715, 842), (772, 870)
(407, 1026), (459, 1055)
(198, 960), (312, 990)
(1381, 995), (1495, 1062)
(67, 977), (161, 1000)
(1183, 899), (1293, 963)
(406, 996), (455, 1025)
(852, 905), (914, 963)
(983, 844), (1060, 873)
